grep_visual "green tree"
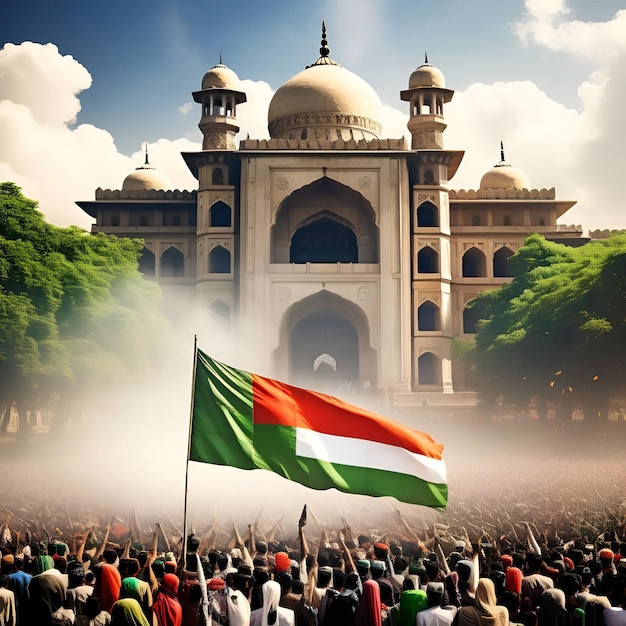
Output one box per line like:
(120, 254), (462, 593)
(465, 233), (626, 421)
(0, 183), (169, 432)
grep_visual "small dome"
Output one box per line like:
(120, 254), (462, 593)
(122, 165), (172, 191)
(409, 62), (446, 89)
(480, 162), (530, 190)
(201, 63), (241, 91)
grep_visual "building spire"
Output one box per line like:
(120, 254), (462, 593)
(320, 20), (330, 58)
(219, 52), (223, 65)
(144, 141), (149, 165)
(425, 51), (429, 65)
(500, 140), (505, 163)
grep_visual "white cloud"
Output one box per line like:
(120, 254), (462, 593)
(0, 42), (91, 125)
(2, 24), (625, 235)
(178, 102), (193, 115)
(514, 1), (626, 60)
(0, 42), (200, 229)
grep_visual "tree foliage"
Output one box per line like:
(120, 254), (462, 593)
(0, 183), (169, 425)
(466, 233), (626, 420)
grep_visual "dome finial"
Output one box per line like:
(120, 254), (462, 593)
(144, 141), (149, 166)
(500, 140), (505, 163)
(425, 52), (429, 65)
(320, 20), (330, 58)
(219, 52), (223, 65)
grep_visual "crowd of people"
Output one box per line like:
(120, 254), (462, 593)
(1, 503), (626, 626)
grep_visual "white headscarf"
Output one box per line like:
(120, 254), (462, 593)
(261, 580), (281, 626)
(228, 589), (251, 626)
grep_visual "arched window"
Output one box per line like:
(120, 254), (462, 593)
(463, 302), (480, 334)
(138, 247), (155, 277)
(493, 247), (514, 278)
(417, 246), (439, 273)
(418, 352), (440, 385)
(417, 201), (438, 227)
(417, 301), (441, 331)
(161, 246), (185, 278)
(462, 247), (486, 277)
(503, 215), (512, 226)
(213, 98), (223, 115)
(209, 201), (231, 228)
(301, 129), (308, 139)
(212, 168), (224, 185)
(210, 299), (230, 322)
(225, 100), (233, 116)
(209, 245), (230, 274)
(290, 217), (357, 263)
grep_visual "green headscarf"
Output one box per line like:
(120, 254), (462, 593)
(399, 589), (429, 626)
(120, 576), (143, 603)
(110, 598), (150, 626)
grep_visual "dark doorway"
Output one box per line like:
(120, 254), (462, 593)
(290, 310), (359, 393)
(290, 217), (358, 263)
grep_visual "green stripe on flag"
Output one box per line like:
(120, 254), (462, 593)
(253, 424), (448, 508)
(191, 351), (255, 468)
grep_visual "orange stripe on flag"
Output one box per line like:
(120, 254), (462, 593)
(252, 374), (442, 459)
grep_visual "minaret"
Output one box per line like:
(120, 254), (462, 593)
(400, 54), (454, 150)
(192, 56), (247, 150)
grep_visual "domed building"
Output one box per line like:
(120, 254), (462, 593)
(77, 25), (583, 416)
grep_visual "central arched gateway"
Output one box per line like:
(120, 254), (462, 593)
(276, 290), (377, 396)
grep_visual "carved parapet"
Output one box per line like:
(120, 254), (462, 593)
(95, 188), (196, 200)
(450, 187), (556, 200)
(239, 137), (407, 151)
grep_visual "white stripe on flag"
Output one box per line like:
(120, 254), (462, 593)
(295, 428), (447, 484)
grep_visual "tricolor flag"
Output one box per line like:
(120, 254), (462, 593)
(189, 349), (447, 508)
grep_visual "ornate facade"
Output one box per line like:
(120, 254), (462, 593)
(77, 26), (583, 414)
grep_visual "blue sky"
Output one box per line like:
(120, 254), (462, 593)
(2, 0), (626, 231)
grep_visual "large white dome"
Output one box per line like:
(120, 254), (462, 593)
(267, 25), (382, 141)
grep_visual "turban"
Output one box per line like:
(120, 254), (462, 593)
(274, 552), (291, 574)
(208, 578), (226, 591)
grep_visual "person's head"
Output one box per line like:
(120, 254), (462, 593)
(333, 569), (346, 591)
(356, 559), (370, 578)
(501, 590), (520, 615)
(68, 564), (85, 588)
(370, 560), (385, 580)
(217, 552), (229, 572)
(318, 566), (333, 588)
(345, 572), (360, 591)
(85, 596), (102, 620)
(526, 553), (542, 574)
(187, 534), (200, 554)
(275, 571), (292, 596)
(0, 575), (9, 589)
(426, 581), (444, 607)
(103, 549), (118, 565)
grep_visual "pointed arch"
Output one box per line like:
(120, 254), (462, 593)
(493, 246), (514, 277)
(417, 201), (439, 227)
(418, 352), (441, 386)
(277, 290), (376, 392)
(210, 298), (230, 322)
(212, 167), (224, 185)
(160, 246), (184, 277)
(463, 301), (480, 334)
(138, 247), (155, 276)
(208, 245), (230, 274)
(209, 200), (231, 227)
(462, 247), (486, 277)
(272, 177), (378, 264)
(290, 216), (358, 263)
(417, 300), (441, 331)
(417, 245), (439, 273)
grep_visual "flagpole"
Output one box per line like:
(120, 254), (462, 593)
(181, 334), (198, 572)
